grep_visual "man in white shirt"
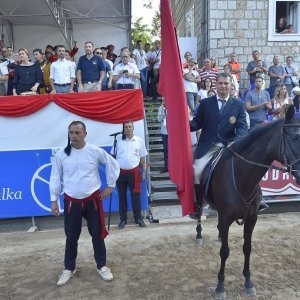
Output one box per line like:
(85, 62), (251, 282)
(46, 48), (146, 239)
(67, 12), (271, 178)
(112, 121), (148, 229)
(113, 49), (140, 90)
(132, 40), (148, 96)
(50, 45), (76, 93)
(50, 121), (120, 286)
(151, 40), (162, 77)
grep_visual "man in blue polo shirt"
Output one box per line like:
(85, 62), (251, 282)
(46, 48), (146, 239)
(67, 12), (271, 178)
(77, 41), (105, 92)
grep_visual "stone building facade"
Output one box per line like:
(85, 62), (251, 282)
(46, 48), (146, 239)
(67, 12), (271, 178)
(170, 0), (300, 89)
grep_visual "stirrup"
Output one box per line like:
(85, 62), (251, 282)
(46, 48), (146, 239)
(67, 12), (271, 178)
(258, 200), (269, 212)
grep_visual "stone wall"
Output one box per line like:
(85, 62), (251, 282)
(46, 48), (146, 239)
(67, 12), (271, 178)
(171, 0), (300, 88)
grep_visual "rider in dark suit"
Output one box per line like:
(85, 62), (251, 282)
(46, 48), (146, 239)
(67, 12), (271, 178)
(191, 93), (248, 159)
(190, 72), (268, 211)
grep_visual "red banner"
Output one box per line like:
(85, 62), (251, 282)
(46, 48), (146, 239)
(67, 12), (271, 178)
(159, 0), (194, 216)
(0, 90), (144, 123)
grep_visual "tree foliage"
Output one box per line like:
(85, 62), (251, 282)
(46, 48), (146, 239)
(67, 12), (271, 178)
(131, 17), (152, 47)
(151, 10), (161, 39)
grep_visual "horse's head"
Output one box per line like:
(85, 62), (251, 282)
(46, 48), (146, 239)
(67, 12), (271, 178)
(282, 105), (300, 184)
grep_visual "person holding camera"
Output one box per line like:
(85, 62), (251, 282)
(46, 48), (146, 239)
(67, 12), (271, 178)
(183, 58), (201, 112)
(113, 49), (140, 90)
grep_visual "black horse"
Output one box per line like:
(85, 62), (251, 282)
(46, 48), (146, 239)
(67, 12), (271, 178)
(195, 105), (300, 299)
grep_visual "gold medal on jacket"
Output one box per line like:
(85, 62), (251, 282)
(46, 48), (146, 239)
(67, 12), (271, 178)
(229, 116), (236, 124)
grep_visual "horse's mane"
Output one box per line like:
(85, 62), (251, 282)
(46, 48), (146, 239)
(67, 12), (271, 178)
(223, 119), (284, 158)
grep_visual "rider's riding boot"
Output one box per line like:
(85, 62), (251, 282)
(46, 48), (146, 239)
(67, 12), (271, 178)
(258, 198), (269, 212)
(189, 184), (202, 220)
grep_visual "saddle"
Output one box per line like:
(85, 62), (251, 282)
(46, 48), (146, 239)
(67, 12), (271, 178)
(200, 147), (226, 198)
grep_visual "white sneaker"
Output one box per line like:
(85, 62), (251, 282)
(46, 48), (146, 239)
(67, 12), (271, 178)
(97, 266), (113, 281)
(57, 269), (77, 286)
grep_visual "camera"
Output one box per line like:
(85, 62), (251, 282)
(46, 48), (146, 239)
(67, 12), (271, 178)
(123, 70), (128, 74)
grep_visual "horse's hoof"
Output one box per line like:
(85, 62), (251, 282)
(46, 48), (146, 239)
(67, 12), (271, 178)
(243, 286), (256, 297)
(195, 238), (203, 246)
(215, 291), (226, 300)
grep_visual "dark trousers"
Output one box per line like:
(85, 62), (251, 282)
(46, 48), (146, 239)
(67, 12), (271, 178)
(147, 69), (154, 96)
(139, 66), (148, 96)
(64, 198), (106, 271)
(149, 74), (160, 99)
(117, 172), (142, 221)
(161, 134), (168, 169)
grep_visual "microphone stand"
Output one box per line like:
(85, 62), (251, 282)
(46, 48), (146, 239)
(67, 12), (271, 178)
(108, 134), (118, 231)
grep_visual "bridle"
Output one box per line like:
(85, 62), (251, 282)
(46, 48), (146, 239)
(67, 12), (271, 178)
(227, 122), (300, 224)
(229, 123), (300, 174)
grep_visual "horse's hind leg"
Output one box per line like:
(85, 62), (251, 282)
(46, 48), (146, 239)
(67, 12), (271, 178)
(215, 218), (231, 300)
(242, 213), (257, 297)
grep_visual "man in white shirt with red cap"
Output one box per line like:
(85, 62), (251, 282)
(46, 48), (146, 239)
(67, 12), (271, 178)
(50, 121), (120, 286)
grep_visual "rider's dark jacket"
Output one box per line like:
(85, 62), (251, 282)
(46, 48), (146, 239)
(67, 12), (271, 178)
(190, 95), (248, 159)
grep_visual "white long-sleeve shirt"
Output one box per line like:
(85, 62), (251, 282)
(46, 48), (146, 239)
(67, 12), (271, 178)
(50, 58), (76, 84)
(49, 143), (120, 201)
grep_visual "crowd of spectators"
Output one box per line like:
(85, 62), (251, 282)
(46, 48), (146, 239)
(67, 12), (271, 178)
(1, 41), (300, 131)
(182, 49), (300, 130)
(0, 40), (162, 97)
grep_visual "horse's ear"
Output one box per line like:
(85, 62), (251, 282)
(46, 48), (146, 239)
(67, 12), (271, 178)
(285, 105), (295, 121)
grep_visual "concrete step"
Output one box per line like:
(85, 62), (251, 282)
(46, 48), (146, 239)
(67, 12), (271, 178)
(149, 152), (164, 159)
(146, 117), (159, 122)
(149, 136), (162, 142)
(150, 160), (164, 167)
(146, 114), (159, 119)
(150, 171), (170, 180)
(151, 180), (176, 189)
(145, 106), (159, 111)
(151, 191), (179, 202)
(149, 144), (164, 150)
(148, 129), (161, 135)
(147, 123), (160, 128)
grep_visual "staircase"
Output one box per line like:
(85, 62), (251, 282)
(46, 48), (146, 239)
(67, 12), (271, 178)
(144, 97), (179, 204)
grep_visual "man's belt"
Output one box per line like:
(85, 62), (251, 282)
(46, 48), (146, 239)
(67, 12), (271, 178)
(64, 190), (108, 240)
(54, 83), (71, 86)
(117, 84), (134, 89)
(120, 166), (141, 193)
(82, 80), (99, 84)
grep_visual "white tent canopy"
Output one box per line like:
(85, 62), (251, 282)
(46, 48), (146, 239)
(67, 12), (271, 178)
(0, 0), (131, 56)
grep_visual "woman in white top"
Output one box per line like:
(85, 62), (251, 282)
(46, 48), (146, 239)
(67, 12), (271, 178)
(272, 84), (293, 120)
(197, 77), (213, 104)
(183, 58), (201, 112)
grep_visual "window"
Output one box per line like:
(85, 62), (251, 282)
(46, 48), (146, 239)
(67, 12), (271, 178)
(186, 4), (194, 37)
(268, 0), (300, 41)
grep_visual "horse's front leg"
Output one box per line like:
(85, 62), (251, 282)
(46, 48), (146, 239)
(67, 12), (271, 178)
(194, 184), (204, 245)
(215, 218), (231, 300)
(242, 213), (257, 297)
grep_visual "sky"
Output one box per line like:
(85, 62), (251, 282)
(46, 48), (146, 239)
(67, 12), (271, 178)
(131, 0), (160, 26)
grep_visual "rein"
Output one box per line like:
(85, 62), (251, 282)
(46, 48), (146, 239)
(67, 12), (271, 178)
(228, 122), (300, 225)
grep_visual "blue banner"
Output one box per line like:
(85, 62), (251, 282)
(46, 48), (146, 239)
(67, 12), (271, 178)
(0, 147), (148, 219)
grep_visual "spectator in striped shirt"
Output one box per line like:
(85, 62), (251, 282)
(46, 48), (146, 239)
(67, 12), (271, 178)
(199, 58), (218, 90)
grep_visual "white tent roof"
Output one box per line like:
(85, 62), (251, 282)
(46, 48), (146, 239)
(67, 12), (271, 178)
(0, 0), (131, 52)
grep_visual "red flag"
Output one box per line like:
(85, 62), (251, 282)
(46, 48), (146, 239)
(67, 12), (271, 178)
(159, 0), (194, 216)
